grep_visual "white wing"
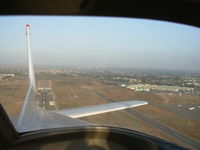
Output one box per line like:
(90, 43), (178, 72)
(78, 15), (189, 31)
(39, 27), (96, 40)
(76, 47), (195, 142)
(54, 100), (148, 118)
(15, 25), (148, 132)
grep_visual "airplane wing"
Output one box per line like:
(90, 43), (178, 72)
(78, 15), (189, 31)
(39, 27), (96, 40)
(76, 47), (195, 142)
(55, 100), (148, 118)
(14, 24), (148, 133)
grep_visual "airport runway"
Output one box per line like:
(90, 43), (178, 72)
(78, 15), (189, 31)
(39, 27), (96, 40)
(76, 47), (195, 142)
(86, 88), (200, 150)
(36, 80), (57, 111)
(17, 80), (90, 132)
(126, 109), (200, 150)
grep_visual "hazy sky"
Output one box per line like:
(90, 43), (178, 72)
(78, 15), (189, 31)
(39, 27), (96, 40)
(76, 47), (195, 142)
(0, 16), (200, 71)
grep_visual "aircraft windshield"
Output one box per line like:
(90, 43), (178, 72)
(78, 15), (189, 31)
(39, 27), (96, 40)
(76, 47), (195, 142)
(0, 16), (200, 149)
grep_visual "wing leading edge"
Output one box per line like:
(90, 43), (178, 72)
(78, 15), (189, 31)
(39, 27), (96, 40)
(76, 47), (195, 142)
(17, 24), (37, 128)
(15, 24), (148, 132)
(54, 100), (148, 118)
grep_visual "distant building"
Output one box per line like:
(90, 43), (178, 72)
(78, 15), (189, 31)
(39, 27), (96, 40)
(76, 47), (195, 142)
(127, 84), (150, 92)
(121, 84), (126, 88)
(0, 74), (15, 80)
(126, 83), (193, 93)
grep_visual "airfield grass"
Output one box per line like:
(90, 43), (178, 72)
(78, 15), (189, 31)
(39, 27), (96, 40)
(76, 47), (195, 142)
(0, 75), (200, 149)
(52, 77), (200, 149)
(0, 75), (28, 117)
(134, 105), (200, 142)
(80, 81), (200, 141)
(53, 79), (180, 143)
(91, 84), (200, 142)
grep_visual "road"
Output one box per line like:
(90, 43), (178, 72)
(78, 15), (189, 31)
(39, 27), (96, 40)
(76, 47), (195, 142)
(36, 80), (57, 111)
(85, 88), (200, 150)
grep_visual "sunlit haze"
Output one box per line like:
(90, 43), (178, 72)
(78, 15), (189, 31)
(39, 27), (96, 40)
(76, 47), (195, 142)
(0, 16), (200, 71)
(1, 16), (200, 150)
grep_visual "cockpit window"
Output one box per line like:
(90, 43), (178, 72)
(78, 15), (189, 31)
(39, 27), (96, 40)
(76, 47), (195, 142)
(0, 16), (200, 149)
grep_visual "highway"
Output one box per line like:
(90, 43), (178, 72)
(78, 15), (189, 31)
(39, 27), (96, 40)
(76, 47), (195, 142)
(85, 88), (200, 150)
(36, 80), (57, 111)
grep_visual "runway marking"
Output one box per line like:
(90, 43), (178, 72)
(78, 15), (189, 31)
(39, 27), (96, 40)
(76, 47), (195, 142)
(49, 101), (55, 106)
(36, 80), (57, 110)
